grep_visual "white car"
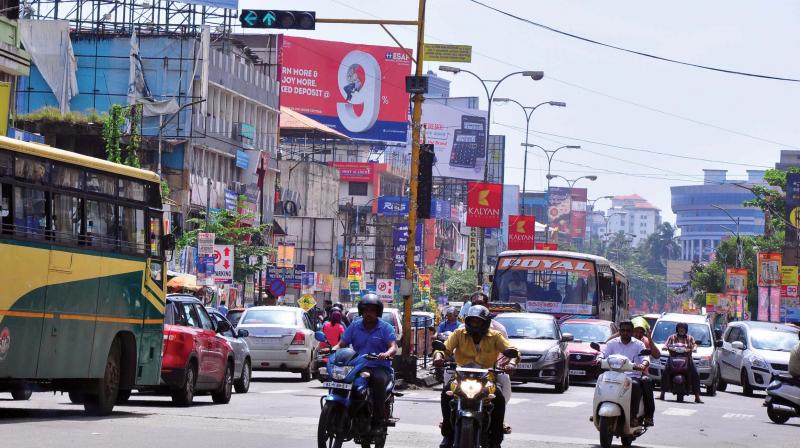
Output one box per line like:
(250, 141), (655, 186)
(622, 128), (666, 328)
(237, 306), (319, 381)
(716, 321), (799, 395)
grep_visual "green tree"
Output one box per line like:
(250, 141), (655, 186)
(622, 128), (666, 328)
(432, 268), (479, 302)
(176, 198), (273, 284)
(102, 104), (142, 168)
(743, 167), (800, 235)
(637, 223), (680, 276)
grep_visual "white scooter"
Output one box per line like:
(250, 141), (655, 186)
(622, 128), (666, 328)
(765, 374), (800, 424)
(589, 342), (651, 448)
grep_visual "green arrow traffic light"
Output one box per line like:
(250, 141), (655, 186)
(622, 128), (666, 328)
(263, 11), (276, 26)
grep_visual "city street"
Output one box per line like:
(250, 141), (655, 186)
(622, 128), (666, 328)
(2, 371), (798, 448)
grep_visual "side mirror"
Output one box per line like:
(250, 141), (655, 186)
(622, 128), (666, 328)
(502, 348), (519, 359)
(161, 234), (176, 252)
(731, 341), (745, 350)
(560, 333), (574, 343)
(314, 331), (327, 343)
(216, 319), (231, 334)
(432, 340), (446, 352)
(589, 342), (601, 351)
(715, 340), (723, 348)
(237, 329), (250, 338)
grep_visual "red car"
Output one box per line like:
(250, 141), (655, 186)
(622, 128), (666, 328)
(159, 295), (235, 406)
(559, 319), (618, 382)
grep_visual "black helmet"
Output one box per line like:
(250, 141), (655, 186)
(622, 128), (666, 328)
(676, 322), (689, 332)
(357, 293), (384, 317)
(464, 305), (491, 337)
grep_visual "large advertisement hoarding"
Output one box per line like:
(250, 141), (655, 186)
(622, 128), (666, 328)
(422, 101), (487, 180)
(757, 252), (782, 287)
(726, 268), (748, 294)
(569, 188), (587, 239)
(279, 36), (411, 142)
(547, 187), (571, 234)
(507, 215), (535, 250)
(466, 182), (503, 228)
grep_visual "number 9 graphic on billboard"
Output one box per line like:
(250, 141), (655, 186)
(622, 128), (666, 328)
(336, 50), (381, 133)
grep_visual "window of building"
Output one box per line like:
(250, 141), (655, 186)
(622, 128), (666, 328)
(348, 182), (369, 196)
(50, 194), (82, 244)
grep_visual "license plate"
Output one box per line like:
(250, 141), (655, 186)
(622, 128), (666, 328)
(569, 369), (586, 376)
(323, 381), (352, 390)
(518, 362), (534, 370)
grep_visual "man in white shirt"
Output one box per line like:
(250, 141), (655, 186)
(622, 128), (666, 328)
(601, 320), (655, 427)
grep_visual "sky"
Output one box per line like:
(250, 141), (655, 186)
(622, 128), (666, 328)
(238, 0), (800, 223)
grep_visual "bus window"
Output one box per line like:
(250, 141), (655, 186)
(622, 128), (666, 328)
(118, 206), (145, 254)
(149, 260), (163, 287)
(87, 172), (116, 196)
(52, 164), (84, 191)
(1, 182), (10, 234)
(14, 156), (48, 184)
(148, 214), (162, 257)
(119, 178), (145, 202)
(50, 193), (82, 244)
(85, 200), (116, 248)
(13, 186), (46, 237)
(0, 151), (11, 176)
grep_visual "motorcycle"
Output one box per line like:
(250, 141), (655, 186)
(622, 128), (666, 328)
(314, 348), (331, 381)
(589, 342), (652, 448)
(663, 343), (692, 403)
(432, 340), (518, 448)
(765, 374), (800, 424)
(314, 331), (398, 448)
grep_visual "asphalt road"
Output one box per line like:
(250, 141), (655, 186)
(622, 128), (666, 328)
(1, 372), (798, 448)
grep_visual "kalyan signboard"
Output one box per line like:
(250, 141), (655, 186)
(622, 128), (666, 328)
(466, 182), (502, 228)
(508, 215), (535, 250)
(278, 36), (412, 142)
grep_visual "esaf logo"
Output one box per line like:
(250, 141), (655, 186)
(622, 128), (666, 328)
(0, 327), (10, 362)
(384, 51), (410, 62)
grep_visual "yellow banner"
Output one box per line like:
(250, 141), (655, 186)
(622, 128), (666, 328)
(781, 266), (798, 286)
(706, 293), (719, 306)
(423, 44), (472, 63)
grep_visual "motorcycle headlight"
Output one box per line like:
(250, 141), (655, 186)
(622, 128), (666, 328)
(459, 379), (483, 399)
(544, 346), (563, 362)
(749, 355), (768, 370)
(607, 357), (626, 371)
(330, 365), (354, 380)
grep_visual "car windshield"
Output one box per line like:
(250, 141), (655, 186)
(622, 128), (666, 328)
(560, 322), (612, 343)
(495, 317), (557, 339)
(652, 321), (713, 347)
(750, 329), (799, 352)
(241, 310), (296, 326)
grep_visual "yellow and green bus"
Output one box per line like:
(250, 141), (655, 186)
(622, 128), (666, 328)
(0, 135), (174, 415)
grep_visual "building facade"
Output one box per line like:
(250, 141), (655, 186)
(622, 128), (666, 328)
(605, 194), (661, 247)
(671, 169), (765, 262)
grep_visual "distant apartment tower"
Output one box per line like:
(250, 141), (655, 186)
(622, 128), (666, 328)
(604, 195), (661, 246)
(671, 169), (765, 262)
(425, 70), (451, 98)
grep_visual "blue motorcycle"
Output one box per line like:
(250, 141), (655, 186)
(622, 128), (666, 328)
(314, 332), (398, 448)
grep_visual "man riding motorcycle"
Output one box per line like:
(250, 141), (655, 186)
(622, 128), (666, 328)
(601, 320), (655, 427)
(660, 322), (703, 404)
(437, 307), (460, 337)
(332, 294), (397, 434)
(433, 305), (518, 448)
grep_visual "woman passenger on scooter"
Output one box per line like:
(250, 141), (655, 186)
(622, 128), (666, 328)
(661, 322), (703, 404)
(632, 317), (661, 359)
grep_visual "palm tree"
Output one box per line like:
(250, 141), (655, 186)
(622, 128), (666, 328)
(638, 223), (680, 275)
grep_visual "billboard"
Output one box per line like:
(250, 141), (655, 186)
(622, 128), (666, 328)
(466, 182), (502, 228)
(279, 36), (411, 142)
(569, 188), (587, 239)
(547, 187), (571, 234)
(757, 252), (782, 287)
(378, 196), (409, 216)
(507, 215), (536, 250)
(422, 101), (487, 180)
(393, 224), (423, 280)
(331, 161), (375, 182)
(725, 268), (748, 294)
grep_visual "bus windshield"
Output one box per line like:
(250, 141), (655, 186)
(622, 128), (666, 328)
(493, 255), (597, 315)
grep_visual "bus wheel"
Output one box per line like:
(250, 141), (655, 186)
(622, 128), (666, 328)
(84, 339), (121, 416)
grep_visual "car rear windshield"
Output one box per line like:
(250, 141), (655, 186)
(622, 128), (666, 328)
(751, 329), (799, 352)
(241, 310), (297, 326)
(652, 321), (713, 347)
(560, 322), (611, 343)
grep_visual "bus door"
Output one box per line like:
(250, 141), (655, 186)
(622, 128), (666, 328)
(137, 211), (167, 384)
(597, 270), (616, 322)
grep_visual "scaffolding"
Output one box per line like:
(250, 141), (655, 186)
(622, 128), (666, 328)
(23, 0), (235, 36)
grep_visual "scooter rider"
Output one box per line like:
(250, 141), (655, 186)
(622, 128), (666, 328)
(332, 294), (397, 434)
(660, 322), (703, 404)
(433, 305), (518, 448)
(601, 320), (655, 427)
(437, 307), (460, 336)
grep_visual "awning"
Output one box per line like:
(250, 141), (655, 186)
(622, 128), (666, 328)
(280, 106), (350, 140)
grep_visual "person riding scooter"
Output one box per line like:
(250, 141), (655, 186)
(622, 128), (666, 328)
(601, 320), (655, 427)
(433, 305), (518, 448)
(660, 322), (703, 404)
(437, 307), (460, 338)
(332, 294), (397, 435)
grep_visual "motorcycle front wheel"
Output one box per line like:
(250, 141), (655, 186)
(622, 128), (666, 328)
(457, 417), (477, 448)
(598, 416), (615, 448)
(318, 402), (345, 448)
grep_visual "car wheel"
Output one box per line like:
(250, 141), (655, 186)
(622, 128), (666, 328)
(716, 366), (727, 392)
(741, 369), (754, 397)
(555, 374), (568, 394)
(11, 386), (32, 401)
(705, 371), (717, 397)
(234, 359), (251, 394)
(212, 362), (234, 404)
(116, 389), (132, 404)
(68, 391), (85, 404)
(84, 338), (121, 416)
(171, 362), (197, 407)
(301, 352), (313, 382)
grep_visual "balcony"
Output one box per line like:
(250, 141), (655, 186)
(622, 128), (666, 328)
(207, 49), (279, 110)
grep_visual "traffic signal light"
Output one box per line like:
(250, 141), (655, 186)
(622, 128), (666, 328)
(417, 144), (434, 219)
(239, 10), (316, 30)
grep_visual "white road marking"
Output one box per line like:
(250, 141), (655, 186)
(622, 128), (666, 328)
(722, 413), (754, 419)
(507, 398), (529, 405)
(546, 400), (584, 408)
(259, 389), (301, 395)
(662, 407), (697, 416)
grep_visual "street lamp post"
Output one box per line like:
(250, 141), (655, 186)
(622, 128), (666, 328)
(439, 66), (544, 285)
(520, 144), (581, 243)
(545, 174), (597, 245)
(492, 98), (566, 215)
(712, 204), (742, 268)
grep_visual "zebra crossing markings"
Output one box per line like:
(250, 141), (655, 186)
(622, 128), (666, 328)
(662, 407), (697, 416)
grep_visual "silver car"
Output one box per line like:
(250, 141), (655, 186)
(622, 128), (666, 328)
(207, 308), (252, 394)
(716, 321), (799, 396)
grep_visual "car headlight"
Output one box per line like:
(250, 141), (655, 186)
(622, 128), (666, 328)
(459, 379), (483, 399)
(330, 365), (354, 380)
(749, 355), (768, 370)
(694, 356), (711, 369)
(544, 346), (563, 362)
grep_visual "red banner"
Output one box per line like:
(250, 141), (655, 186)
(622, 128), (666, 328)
(508, 215), (536, 250)
(535, 243), (559, 250)
(331, 162), (374, 182)
(466, 182), (503, 228)
(570, 188), (587, 239)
